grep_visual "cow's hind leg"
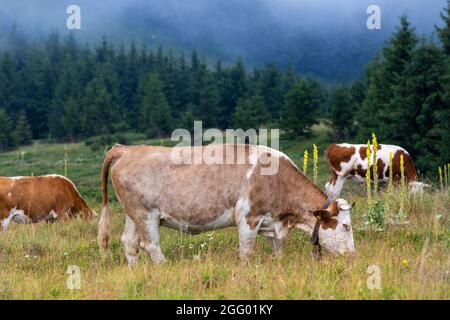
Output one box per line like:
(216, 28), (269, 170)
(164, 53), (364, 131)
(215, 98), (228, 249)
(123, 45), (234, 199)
(121, 215), (140, 265)
(140, 208), (166, 264)
(266, 237), (284, 255)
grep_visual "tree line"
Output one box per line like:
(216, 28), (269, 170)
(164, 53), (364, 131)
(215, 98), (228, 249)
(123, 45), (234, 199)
(0, 30), (324, 143)
(1, 2), (450, 175)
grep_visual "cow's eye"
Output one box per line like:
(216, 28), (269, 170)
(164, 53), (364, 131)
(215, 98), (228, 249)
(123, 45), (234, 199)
(343, 224), (350, 231)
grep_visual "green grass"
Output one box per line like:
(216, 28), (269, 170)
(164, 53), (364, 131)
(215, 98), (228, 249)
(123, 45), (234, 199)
(0, 128), (449, 299)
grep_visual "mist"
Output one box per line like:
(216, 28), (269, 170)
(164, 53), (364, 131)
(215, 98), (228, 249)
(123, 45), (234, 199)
(0, 0), (447, 80)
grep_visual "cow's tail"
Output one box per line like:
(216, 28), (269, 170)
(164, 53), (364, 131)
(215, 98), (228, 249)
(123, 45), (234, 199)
(98, 144), (126, 252)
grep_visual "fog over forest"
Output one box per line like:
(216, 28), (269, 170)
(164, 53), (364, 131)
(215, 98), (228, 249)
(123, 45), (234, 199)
(0, 0), (447, 80)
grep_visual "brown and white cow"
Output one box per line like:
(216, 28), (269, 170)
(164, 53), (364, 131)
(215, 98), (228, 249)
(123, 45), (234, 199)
(325, 143), (429, 199)
(98, 144), (356, 264)
(0, 174), (94, 231)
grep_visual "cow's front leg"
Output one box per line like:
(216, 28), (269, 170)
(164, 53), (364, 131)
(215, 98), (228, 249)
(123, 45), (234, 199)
(121, 215), (139, 266)
(235, 202), (262, 261)
(2, 208), (31, 232)
(140, 208), (167, 264)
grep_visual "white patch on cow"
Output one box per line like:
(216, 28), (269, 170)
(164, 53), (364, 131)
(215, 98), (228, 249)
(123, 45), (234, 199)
(7, 192), (11, 197)
(246, 147), (259, 179)
(10, 176), (25, 181)
(235, 197), (263, 259)
(319, 199), (355, 255)
(44, 210), (58, 221)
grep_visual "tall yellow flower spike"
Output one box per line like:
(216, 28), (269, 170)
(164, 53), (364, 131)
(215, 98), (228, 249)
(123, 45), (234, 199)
(303, 150), (309, 175)
(313, 144), (318, 184)
(366, 140), (371, 200)
(438, 166), (443, 189)
(372, 133), (378, 195)
(400, 154), (405, 190)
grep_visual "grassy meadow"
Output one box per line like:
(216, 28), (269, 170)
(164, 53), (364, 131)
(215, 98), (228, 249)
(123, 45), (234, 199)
(0, 126), (449, 299)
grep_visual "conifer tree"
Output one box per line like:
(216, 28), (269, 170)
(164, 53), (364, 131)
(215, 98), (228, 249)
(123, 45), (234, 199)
(281, 78), (320, 137)
(0, 108), (15, 150)
(137, 73), (174, 137)
(13, 109), (33, 146)
(329, 85), (353, 140)
(233, 94), (270, 129)
(436, 0), (450, 55)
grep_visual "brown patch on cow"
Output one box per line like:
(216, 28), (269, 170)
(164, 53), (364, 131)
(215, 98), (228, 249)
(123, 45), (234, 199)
(326, 144), (356, 172)
(326, 200), (339, 216)
(356, 164), (366, 178)
(246, 212), (262, 230)
(0, 175), (93, 222)
(322, 218), (338, 230)
(392, 150), (417, 182)
(359, 146), (367, 160)
(360, 145), (382, 161)
(355, 159), (386, 180)
(376, 158), (386, 180)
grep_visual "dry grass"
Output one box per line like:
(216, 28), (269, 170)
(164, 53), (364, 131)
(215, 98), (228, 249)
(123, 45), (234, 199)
(0, 190), (448, 300)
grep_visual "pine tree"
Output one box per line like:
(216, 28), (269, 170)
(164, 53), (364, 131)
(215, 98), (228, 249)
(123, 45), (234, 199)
(83, 79), (115, 136)
(329, 85), (353, 140)
(357, 16), (418, 142)
(0, 108), (16, 150)
(137, 73), (174, 137)
(399, 39), (449, 173)
(233, 94), (270, 129)
(281, 78), (320, 137)
(13, 110), (33, 146)
(436, 0), (450, 55)
(256, 64), (283, 118)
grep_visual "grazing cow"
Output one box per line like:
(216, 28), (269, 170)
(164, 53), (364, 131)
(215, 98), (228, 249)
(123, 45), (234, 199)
(325, 143), (429, 199)
(98, 144), (355, 264)
(0, 175), (94, 232)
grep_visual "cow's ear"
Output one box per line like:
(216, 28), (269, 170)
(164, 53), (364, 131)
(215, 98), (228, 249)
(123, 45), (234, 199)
(313, 209), (333, 221)
(326, 200), (339, 216)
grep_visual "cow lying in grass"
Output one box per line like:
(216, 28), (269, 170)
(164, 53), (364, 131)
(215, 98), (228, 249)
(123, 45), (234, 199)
(99, 144), (356, 264)
(0, 175), (94, 232)
(325, 143), (430, 199)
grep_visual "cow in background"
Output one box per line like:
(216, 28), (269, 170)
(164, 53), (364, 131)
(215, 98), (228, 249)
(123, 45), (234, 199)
(325, 143), (429, 199)
(0, 175), (94, 232)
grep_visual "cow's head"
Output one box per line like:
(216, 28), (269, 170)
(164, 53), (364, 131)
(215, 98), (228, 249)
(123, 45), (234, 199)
(312, 199), (355, 255)
(408, 181), (430, 194)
